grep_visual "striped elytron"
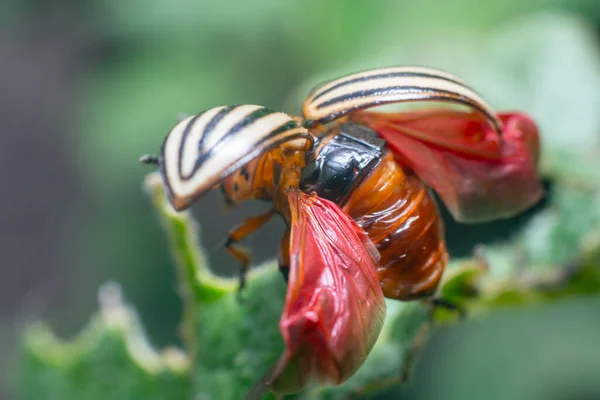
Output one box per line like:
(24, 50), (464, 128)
(142, 66), (543, 301)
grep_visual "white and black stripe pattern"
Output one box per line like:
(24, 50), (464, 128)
(302, 66), (501, 132)
(159, 104), (310, 210)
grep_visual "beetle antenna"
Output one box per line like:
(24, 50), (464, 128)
(139, 154), (159, 165)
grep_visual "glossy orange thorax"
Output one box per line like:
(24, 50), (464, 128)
(220, 137), (312, 220)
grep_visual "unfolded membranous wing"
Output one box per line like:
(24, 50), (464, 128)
(247, 189), (386, 397)
(356, 109), (542, 222)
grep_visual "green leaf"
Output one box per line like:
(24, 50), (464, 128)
(193, 267), (285, 400)
(305, 300), (430, 400)
(18, 284), (189, 400)
(19, 168), (600, 399)
(145, 172), (284, 399)
(521, 184), (600, 265)
(144, 174), (236, 304)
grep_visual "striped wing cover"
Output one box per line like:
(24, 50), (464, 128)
(302, 66), (501, 132)
(160, 104), (310, 210)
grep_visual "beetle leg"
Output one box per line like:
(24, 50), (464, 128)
(225, 243), (251, 293)
(277, 229), (291, 283)
(224, 209), (276, 293)
(428, 297), (466, 319)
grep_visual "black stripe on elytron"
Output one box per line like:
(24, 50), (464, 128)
(315, 86), (486, 110)
(315, 86), (491, 117)
(254, 120), (302, 147)
(219, 125), (312, 181)
(244, 120), (315, 161)
(225, 107), (278, 139)
(178, 106), (236, 180)
(308, 70), (474, 103)
(196, 105), (237, 161)
(314, 88), (500, 132)
(187, 107), (280, 179)
(177, 112), (202, 179)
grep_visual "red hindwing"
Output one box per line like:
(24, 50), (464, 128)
(355, 109), (543, 222)
(252, 189), (386, 396)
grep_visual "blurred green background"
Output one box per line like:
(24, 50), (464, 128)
(3, 0), (600, 399)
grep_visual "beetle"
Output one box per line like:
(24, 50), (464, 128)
(141, 66), (543, 304)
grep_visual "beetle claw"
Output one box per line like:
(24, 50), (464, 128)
(236, 269), (248, 303)
(429, 297), (466, 319)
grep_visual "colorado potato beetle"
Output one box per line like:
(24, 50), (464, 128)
(141, 66), (542, 302)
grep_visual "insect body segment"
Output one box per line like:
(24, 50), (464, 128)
(342, 150), (447, 300)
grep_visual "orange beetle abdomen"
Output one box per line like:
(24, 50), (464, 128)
(342, 152), (448, 300)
